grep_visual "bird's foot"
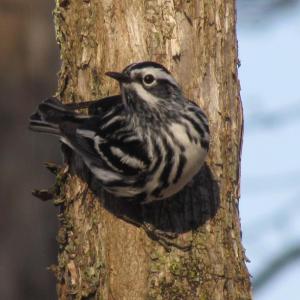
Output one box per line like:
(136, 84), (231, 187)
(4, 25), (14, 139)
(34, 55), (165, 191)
(141, 222), (192, 252)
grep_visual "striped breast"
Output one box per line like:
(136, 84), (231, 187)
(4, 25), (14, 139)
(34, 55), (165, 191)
(144, 108), (209, 202)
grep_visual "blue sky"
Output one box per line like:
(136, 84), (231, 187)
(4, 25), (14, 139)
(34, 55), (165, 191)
(238, 3), (300, 299)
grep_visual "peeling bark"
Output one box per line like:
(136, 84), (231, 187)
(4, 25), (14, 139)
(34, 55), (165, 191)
(50, 0), (252, 299)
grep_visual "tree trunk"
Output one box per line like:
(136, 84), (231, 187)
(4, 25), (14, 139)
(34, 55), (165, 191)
(51, 0), (252, 299)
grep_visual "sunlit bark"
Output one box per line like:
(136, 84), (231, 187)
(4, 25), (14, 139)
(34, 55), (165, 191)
(52, 1), (252, 299)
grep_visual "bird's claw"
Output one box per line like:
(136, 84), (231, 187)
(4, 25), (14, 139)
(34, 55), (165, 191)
(142, 222), (192, 252)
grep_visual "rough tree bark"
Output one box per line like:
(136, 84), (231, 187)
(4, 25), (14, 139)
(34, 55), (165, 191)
(49, 0), (252, 299)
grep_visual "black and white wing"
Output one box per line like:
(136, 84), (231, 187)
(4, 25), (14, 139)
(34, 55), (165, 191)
(29, 97), (151, 198)
(73, 109), (152, 193)
(63, 95), (122, 116)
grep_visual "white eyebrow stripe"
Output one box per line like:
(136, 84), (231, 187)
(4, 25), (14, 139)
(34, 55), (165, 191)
(131, 67), (179, 87)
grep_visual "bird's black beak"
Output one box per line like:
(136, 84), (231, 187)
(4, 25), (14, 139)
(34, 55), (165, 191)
(105, 72), (131, 83)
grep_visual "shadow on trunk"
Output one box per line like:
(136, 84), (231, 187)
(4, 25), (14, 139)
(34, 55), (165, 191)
(65, 143), (220, 235)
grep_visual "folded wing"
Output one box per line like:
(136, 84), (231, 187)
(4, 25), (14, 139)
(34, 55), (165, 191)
(29, 97), (150, 194)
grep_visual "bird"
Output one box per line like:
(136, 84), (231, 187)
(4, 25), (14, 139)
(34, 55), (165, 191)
(29, 61), (210, 204)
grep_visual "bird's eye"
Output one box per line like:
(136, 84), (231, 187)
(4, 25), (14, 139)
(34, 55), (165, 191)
(143, 74), (155, 85)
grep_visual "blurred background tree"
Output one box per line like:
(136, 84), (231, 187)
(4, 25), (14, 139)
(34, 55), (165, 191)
(0, 0), (299, 299)
(0, 1), (59, 299)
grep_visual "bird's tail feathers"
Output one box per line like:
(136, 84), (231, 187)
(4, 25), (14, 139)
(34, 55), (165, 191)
(29, 97), (79, 135)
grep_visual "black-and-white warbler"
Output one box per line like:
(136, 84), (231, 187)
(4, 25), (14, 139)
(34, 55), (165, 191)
(29, 61), (209, 204)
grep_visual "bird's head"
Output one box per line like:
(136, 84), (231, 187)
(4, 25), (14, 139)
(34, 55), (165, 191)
(105, 62), (183, 113)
